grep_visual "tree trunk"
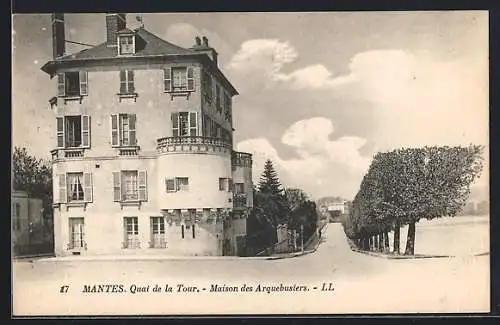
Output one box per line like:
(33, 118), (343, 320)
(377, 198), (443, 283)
(369, 236), (373, 251)
(377, 234), (382, 251)
(393, 221), (400, 255)
(375, 234), (380, 251)
(384, 231), (390, 252)
(363, 237), (369, 250)
(404, 221), (416, 255)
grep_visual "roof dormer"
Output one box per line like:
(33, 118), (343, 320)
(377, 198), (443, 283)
(117, 28), (136, 56)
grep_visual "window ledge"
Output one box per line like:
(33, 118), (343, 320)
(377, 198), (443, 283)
(119, 200), (142, 209)
(66, 201), (88, 211)
(164, 90), (194, 100)
(60, 95), (84, 104)
(117, 93), (138, 102)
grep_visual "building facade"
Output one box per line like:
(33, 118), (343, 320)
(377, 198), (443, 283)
(41, 13), (253, 257)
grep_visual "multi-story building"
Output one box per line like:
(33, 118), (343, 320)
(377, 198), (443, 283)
(41, 13), (253, 257)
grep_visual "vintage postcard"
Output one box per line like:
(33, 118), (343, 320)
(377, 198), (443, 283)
(11, 11), (489, 316)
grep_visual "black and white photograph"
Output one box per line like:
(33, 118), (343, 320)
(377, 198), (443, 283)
(12, 11), (489, 315)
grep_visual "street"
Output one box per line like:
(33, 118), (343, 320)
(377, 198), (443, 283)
(13, 223), (489, 315)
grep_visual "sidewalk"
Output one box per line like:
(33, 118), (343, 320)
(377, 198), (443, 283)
(29, 228), (327, 264)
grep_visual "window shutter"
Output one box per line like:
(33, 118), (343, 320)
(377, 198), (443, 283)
(111, 114), (119, 147)
(164, 67), (172, 92)
(79, 71), (88, 96)
(138, 170), (147, 201)
(128, 70), (135, 93)
(228, 178), (233, 192)
(189, 112), (197, 136)
(83, 172), (93, 202)
(171, 112), (179, 137)
(119, 70), (127, 94)
(81, 115), (90, 147)
(58, 174), (67, 203)
(113, 172), (121, 202)
(187, 67), (194, 91)
(57, 74), (65, 97)
(166, 178), (176, 192)
(56, 117), (65, 148)
(128, 114), (137, 146)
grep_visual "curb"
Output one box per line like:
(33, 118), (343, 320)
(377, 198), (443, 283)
(351, 249), (489, 259)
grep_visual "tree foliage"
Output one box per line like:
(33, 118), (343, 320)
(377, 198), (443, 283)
(12, 147), (53, 220)
(343, 145), (485, 255)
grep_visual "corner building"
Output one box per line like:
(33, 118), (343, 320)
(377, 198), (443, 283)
(41, 13), (253, 257)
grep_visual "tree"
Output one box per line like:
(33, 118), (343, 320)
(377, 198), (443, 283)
(285, 188), (318, 243)
(12, 146), (54, 242)
(257, 159), (288, 225)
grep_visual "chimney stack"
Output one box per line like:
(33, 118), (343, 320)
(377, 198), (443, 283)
(106, 13), (127, 46)
(51, 13), (65, 59)
(195, 36), (201, 47)
(202, 36), (209, 47)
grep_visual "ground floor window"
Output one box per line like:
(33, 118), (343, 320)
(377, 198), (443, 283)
(69, 218), (85, 250)
(150, 217), (166, 248)
(123, 217), (140, 249)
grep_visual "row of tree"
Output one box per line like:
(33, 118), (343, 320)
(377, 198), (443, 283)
(246, 159), (318, 255)
(342, 145), (484, 255)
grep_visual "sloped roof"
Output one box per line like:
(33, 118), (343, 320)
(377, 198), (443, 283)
(41, 27), (238, 95)
(56, 27), (196, 61)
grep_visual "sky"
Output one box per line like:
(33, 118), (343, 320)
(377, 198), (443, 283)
(12, 12), (489, 200)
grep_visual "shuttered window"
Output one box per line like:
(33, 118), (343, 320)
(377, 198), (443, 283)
(110, 114), (137, 147)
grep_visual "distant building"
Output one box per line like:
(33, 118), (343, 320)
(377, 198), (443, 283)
(317, 197), (350, 223)
(41, 13), (253, 257)
(12, 191), (45, 251)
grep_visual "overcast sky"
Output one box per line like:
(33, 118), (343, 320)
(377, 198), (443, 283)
(12, 12), (489, 200)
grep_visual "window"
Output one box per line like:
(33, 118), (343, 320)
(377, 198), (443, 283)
(113, 170), (148, 202)
(123, 217), (140, 249)
(55, 172), (92, 204)
(111, 114), (137, 147)
(56, 115), (91, 148)
(67, 173), (84, 202)
(219, 178), (232, 192)
(119, 35), (135, 55)
(58, 71), (88, 97)
(119, 70), (135, 94)
(69, 218), (85, 249)
(215, 84), (222, 112)
(150, 217), (166, 248)
(234, 183), (245, 194)
(219, 178), (227, 191)
(172, 112), (197, 137)
(165, 177), (189, 192)
(202, 70), (213, 101)
(164, 67), (194, 92)
(224, 93), (232, 122)
(12, 203), (21, 231)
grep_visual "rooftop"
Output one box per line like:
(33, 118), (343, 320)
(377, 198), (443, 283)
(41, 26), (238, 95)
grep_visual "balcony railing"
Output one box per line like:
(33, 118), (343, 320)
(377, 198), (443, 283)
(51, 148), (85, 160)
(157, 136), (232, 154)
(232, 151), (252, 167)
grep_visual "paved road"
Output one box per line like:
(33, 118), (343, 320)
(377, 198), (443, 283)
(13, 224), (489, 315)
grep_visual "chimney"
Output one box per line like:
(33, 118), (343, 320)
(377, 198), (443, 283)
(195, 36), (201, 47)
(202, 36), (208, 47)
(106, 13), (127, 46)
(51, 13), (65, 59)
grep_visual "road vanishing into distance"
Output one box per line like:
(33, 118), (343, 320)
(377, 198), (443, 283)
(13, 223), (489, 315)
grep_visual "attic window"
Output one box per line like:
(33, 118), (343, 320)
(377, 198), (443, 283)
(119, 35), (135, 55)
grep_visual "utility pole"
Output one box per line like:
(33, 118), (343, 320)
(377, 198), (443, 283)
(301, 224), (304, 253)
